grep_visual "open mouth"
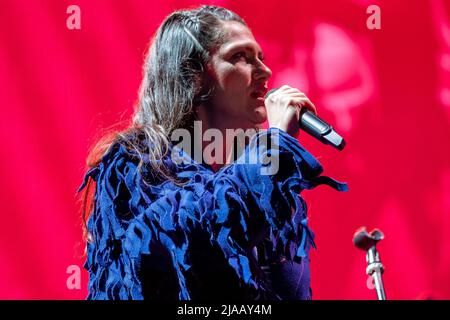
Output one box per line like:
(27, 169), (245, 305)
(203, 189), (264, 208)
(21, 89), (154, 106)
(250, 89), (268, 100)
(250, 92), (261, 99)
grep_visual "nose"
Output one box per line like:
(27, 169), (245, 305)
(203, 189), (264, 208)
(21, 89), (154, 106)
(253, 61), (272, 81)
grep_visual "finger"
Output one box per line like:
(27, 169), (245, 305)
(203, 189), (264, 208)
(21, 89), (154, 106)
(267, 93), (317, 116)
(298, 98), (317, 115)
(276, 86), (308, 94)
(277, 85), (293, 92)
(267, 91), (306, 104)
(283, 92), (307, 99)
(276, 87), (306, 96)
(286, 97), (317, 115)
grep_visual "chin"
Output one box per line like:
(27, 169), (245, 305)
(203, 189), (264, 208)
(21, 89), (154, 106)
(252, 108), (267, 125)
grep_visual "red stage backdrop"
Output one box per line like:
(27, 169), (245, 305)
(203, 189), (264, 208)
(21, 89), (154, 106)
(1, 0), (449, 299)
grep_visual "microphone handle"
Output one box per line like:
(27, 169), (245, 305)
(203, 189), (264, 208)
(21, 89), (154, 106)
(300, 111), (346, 151)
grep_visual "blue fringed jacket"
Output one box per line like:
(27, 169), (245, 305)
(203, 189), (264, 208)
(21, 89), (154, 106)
(78, 128), (347, 300)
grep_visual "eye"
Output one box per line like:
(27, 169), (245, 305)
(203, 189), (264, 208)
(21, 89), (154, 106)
(232, 52), (247, 59)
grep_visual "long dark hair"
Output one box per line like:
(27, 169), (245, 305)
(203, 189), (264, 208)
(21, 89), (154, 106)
(81, 6), (247, 239)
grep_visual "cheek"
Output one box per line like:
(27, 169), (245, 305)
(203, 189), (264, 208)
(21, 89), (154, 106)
(218, 65), (252, 91)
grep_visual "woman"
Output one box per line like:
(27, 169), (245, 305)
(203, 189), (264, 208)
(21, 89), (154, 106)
(79, 5), (347, 300)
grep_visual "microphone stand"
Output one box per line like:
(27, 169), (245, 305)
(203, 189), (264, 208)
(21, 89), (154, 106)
(353, 227), (387, 300)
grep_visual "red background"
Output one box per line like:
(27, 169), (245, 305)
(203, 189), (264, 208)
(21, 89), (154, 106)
(1, 0), (449, 299)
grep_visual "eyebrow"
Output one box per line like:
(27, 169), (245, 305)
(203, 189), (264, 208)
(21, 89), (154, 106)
(222, 41), (264, 57)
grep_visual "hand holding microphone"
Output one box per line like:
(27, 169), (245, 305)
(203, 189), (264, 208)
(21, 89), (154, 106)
(264, 85), (346, 151)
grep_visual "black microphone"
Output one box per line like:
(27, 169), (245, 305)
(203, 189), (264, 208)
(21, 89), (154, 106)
(265, 88), (346, 151)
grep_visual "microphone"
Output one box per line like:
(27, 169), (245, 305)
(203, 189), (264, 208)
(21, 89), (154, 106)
(265, 88), (346, 151)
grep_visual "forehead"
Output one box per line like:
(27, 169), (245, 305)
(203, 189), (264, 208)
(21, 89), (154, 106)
(217, 21), (262, 54)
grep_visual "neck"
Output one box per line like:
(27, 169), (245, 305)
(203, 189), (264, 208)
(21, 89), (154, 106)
(193, 108), (233, 171)
(192, 105), (261, 171)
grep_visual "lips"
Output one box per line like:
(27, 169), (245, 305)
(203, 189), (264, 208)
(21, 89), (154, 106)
(250, 86), (268, 99)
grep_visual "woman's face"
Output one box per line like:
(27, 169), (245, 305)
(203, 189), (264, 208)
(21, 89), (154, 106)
(201, 21), (272, 131)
